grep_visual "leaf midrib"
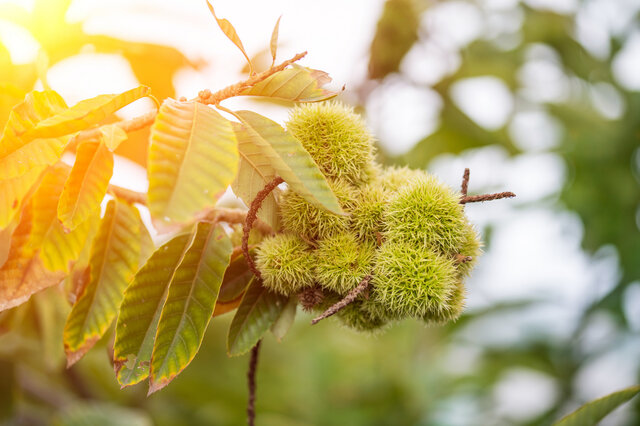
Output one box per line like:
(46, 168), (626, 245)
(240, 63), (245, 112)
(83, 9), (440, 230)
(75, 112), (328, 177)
(63, 142), (110, 226)
(229, 283), (267, 352)
(153, 224), (219, 378)
(71, 201), (121, 345)
(117, 232), (195, 386)
(164, 102), (200, 217)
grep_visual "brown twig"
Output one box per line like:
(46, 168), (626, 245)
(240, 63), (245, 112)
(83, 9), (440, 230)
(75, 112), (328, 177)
(198, 51), (308, 105)
(311, 275), (372, 325)
(74, 110), (157, 144)
(107, 185), (147, 205)
(243, 177), (284, 279)
(73, 52), (308, 145)
(461, 168), (470, 197)
(460, 192), (516, 204)
(212, 207), (273, 235)
(247, 340), (262, 426)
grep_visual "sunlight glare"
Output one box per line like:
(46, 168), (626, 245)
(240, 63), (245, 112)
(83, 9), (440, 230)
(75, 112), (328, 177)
(0, 20), (39, 64)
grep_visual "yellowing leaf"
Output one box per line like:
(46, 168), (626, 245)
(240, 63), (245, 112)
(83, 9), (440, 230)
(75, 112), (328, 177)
(213, 297), (243, 317)
(0, 138), (69, 180)
(138, 217), (155, 266)
(0, 165), (45, 228)
(64, 199), (142, 366)
(100, 124), (128, 152)
(218, 250), (254, 303)
(231, 122), (279, 229)
(63, 221), (101, 305)
(239, 65), (340, 102)
(148, 222), (232, 394)
(227, 278), (288, 356)
(205, 0), (253, 74)
(22, 86), (150, 141)
(0, 221), (17, 268)
(148, 99), (239, 225)
(0, 90), (68, 154)
(235, 110), (342, 214)
(0, 200), (66, 312)
(57, 141), (114, 231)
(29, 165), (96, 273)
(114, 232), (194, 388)
(0, 90), (69, 179)
(270, 16), (282, 66)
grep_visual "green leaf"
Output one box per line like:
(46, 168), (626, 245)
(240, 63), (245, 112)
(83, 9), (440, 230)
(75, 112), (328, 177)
(269, 15), (282, 66)
(239, 65), (340, 102)
(57, 141), (114, 231)
(205, 0), (253, 74)
(231, 122), (279, 229)
(147, 99), (239, 225)
(63, 199), (142, 366)
(270, 296), (297, 342)
(218, 251), (254, 303)
(148, 222), (233, 393)
(235, 110), (342, 214)
(553, 385), (640, 426)
(0, 90), (69, 179)
(114, 232), (194, 389)
(227, 278), (288, 356)
(22, 86), (150, 141)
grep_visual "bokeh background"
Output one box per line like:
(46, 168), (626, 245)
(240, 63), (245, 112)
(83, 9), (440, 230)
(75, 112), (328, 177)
(1, 0), (639, 425)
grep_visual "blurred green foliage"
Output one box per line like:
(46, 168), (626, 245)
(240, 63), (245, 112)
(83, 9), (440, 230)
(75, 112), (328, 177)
(1, 0), (639, 425)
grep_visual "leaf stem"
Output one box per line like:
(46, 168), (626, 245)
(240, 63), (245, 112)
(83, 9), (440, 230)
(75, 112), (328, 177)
(461, 168), (470, 197)
(74, 110), (157, 144)
(311, 274), (372, 325)
(212, 208), (273, 235)
(247, 340), (262, 426)
(198, 51), (308, 105)
(107, 185), (147, 205)
(459, 192), (516, 204)
(72, 51), (308, 145)
(242, 177), (284, 280)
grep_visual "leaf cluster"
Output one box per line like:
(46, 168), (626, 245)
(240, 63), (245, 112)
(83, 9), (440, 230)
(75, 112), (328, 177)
(0, 4), (343, 394)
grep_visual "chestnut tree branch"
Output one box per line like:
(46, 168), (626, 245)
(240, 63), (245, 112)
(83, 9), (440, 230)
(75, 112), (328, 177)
(247, 340), (262, 426)
(460, 192), (516, 204)
(242, 177), (284, 279)
(73, 51), (308, 145)
(311, 274), (372, 325)
(198, 51), (307, 105)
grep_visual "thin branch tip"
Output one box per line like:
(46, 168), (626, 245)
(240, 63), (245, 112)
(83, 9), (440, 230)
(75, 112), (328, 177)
(198, 52), (308, 105)
(311, 275), (372, 325)
(460, 191), (516, 204)
(461, 168), (470, 197)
